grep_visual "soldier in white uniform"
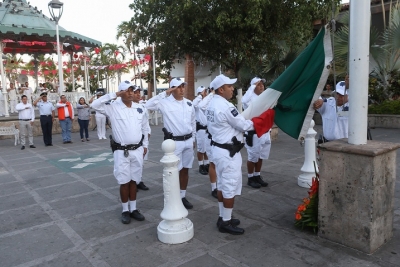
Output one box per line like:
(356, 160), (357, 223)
(313, 81), (349, 140)
(242, 77), (270, 188)
(145, 77), (196, 209)
(91, 81), (150, 224)
(7, 82), (18, 114)
(19, 82), (33, 104)
(89, 91), (107, 140)
(207, 74), (255, 235)
(193, 86), (210, 175)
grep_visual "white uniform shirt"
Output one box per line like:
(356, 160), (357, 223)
(206, 95), (253, 144)
(37, 101), (55, 115)
(21, 87), (33, 99)
(8, 87), (17, 100)
(15, 102), (35, 121)
(145, 91), (196, 139)
(317, 97), (348, 140)
(91, 92), (149, 147)
(192, 94), (208, 126)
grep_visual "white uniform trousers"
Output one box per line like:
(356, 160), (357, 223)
(113, 147), (144, 185)
(19, 120), (34, 146)
(196, 129), (207, 153)
(212, 146), (242, 199)
(95, 113), (107, 139)
(10, 100), (17, 113)
(174, 137), (194, 170)
(205, 136), (213, 162)
(245, 131), (271, 163)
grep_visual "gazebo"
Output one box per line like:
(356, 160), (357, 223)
(0, 0), (101, 117)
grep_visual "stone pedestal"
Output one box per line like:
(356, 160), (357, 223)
(318, 139), (400, 254)
(157, 139), (194, 244)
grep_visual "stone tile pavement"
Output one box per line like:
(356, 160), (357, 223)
(0, 124), (399, 267)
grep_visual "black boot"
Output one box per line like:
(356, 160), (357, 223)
(211, 188), (218, 198)
(216, 216), (240, 228)
(199, 165), (208, 175)
(204, 164), (210, 172)
(253, 175), (268, 187)
(218, 220), (244, 235)
(247, 177), (261, 188)
(137, 181), (149, 190)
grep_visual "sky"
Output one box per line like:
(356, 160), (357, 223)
(36, 0), (135, 45)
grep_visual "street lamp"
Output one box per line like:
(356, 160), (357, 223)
(48, 0), (64, 94)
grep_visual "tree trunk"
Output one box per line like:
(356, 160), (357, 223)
(184, 53), (195, 100)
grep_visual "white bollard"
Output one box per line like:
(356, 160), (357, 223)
(297, 120), (319, 188)
(157, 139), (194, 244)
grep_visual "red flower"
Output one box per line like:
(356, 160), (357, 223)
(295, 213), (302, 220)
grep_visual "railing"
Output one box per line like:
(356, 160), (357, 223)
(46, 92), (87, 105)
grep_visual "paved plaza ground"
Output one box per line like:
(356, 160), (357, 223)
(0, 124), (399, 267)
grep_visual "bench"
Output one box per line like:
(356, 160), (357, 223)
(0, 124), (20, 146)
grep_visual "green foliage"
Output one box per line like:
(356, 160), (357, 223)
(368, 100), (400, 114)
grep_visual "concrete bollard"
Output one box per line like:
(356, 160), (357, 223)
(298, 120), (319, 188)
(157, 139), (194, 244)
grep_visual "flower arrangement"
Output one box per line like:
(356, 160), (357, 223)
(295, 172), (319, 232)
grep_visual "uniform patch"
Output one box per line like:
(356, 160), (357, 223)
(187, 101), (192, 107)
(137, 108), (143, 114)
(231, 109), (238, 117)
(206, 110), (214, 122)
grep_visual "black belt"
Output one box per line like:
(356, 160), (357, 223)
(41, 115), (52, 117)
(19, 119), (30, 121)
(115, 135), (144, 151)
(172, 133), (192, 141)
(196, 121), (207, 131)
(211, 140), (233, 150)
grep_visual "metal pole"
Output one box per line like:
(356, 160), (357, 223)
(348, 0), (370, 145)
(152, 44), (158, 125)
(83, 51), (88, 99)
(56, 22), (64, 95)
(0, 42), (9, 117)
(71, 53), (75, 91)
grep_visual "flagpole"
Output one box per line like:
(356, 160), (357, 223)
(348, 0), (370, 145)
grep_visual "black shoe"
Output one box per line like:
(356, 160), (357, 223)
(204, 164), (210, 172)
(218, 220), (244, 235)
(121, 211), (131, 224)
(21, 146), (25, 150)
(63, 141), (68, 144)
(199, 165), (208, 175)
(182, 197), (193, 209)
(247, 177), (261, 188)
(137, 181), (149, 190)
(253, 175), (268, 187)
(29, 145), (36, 148)
(48, 144), (53, 146)
(130, 210), (145, 221)
(211, 188), (218, 199)
(217, 216), (240, 228)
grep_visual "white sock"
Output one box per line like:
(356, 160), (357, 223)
(198, 160), (203, 166)
(218, 202), (224, 217)
(180, 190), (186, 198)
(211, 182), (217, 191)
(223, 207), (233, 222)
(122, 202), (129, 212)
(248, 173), (254, 178)
(129, 200), (136, 212)
(254, 172), (260, 176)
(204, 160), (209, 165)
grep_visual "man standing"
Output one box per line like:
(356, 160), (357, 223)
(56, 95), (74, 144)
(145, 77), (196, 209)
(242, 77), (270, 188)
(207, 74), (255, 235)
(33, 92), (55, 146)
(89, 91), (107, 140)
(91, 81), (149, 224)
(7, 82), (17, 114)
(20, 82), (33, 104)
(193, 86), (210, 175)
(15, 95), (36, 150)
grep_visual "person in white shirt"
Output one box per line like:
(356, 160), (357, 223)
(7, 82), (18, 113)
(207, 74), (254, 235)
(313, 80), (349, 141)
(193, 86), (210, 176)
(145, 77), (196, 209)
(242, 77), (270, 188)
(19, 82), (33, 104)
(15, 95), (36, 150)
(91, 81), (149, 224)
(89, 91), (107, 140)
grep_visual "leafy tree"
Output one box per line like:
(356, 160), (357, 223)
(125, 0), (340, 85)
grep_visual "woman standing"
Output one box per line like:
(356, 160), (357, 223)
(76, 97), (91, 141)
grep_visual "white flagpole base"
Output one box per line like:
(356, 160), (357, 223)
(297, 172), (314, 188)
(157, 219), (194, 244)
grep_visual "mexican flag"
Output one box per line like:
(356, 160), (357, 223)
(242, 25), (332, 140)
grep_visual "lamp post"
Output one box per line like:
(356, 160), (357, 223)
(48, 0), (64, 95)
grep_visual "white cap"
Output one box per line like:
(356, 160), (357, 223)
(170, 77), (187, 88)
(210, 74), (237, 90)
(196, 86), (206, 94)
(118, 81), (135, 91)
(335, 81), (347, 95)
(251, 77), (266, 85)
